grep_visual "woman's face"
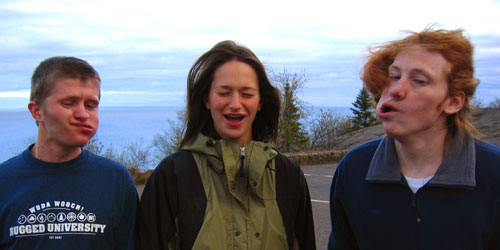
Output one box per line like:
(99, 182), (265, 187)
(205, 60), (261, 146)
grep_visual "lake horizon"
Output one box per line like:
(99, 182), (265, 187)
(0, 106), (353, 167)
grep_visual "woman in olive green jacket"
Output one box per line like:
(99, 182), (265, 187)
(136, 40), (316, 250)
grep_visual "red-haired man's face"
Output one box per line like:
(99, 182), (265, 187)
(376, 47), (460, 140)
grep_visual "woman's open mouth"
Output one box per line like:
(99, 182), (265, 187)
(224, 115), (244, 121)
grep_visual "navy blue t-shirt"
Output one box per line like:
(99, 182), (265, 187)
(0, 147), (138, 250)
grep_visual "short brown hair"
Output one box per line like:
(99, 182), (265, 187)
(361, 27), (480, 137)
(31, 56), (101, 104)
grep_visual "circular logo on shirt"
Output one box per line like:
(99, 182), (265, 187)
(67, 212), (77, 222)
(87, 213), (96, 222)
(18, 215), (27, 225)
(37, 213), (47, 223)
(77, 212), (87, 222)
(27, 214), (37, 224)
(47, 213), (56, 222)
(57, 212), (66, 222)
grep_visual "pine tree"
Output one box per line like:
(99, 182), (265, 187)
(350, 87), (377, 130)
(279, 82), (309, 152)
(271, 69), (309, 153)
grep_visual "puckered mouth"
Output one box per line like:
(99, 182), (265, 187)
(380, 103), (398, 114)
(73, 122), (94, 131)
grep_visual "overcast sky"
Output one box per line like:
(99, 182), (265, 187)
(1, 0), (499, 109)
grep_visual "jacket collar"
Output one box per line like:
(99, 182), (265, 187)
(366, 132), (476, 188)
(181, 133), (278, 201)
(181, 133), (277, 162)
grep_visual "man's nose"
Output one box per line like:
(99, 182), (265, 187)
(388, 78), (408, 100)
(74, 104), (90, 119)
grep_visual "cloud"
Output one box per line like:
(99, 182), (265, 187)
(102, 90), (184, 96)
(1, 0), (500, 109)
(100, 90), (186, 107)
(0, 90), (30, 98)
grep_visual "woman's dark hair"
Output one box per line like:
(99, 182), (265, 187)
(180, 40), (280, 147)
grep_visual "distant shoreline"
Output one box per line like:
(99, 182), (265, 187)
(0, 105), (352, 112)
(0, 106), (186, 112)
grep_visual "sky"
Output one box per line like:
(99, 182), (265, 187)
(1, 0), (499, 110)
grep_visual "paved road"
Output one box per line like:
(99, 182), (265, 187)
(136, 162), (338, 250)
(302, 163), (338, 250)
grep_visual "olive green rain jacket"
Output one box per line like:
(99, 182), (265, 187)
(136, 134), (316, 250)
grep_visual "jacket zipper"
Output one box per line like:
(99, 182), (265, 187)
(412, 193), (422, 250)
(239, 146), (245, 177)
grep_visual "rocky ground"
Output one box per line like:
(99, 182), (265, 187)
(469, 108), (500, 146)
(330, 108), (500, 151)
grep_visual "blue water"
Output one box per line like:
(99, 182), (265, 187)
(0, 107), (351, 165)
(0, 107), (181, 163)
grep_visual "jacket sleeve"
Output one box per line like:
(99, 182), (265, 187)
(328, 159), (359, 250)
(135, 158), (179, 250)
(115, 171), (139, 250)
(295, 166), (316, 250)
(275, 154), (316, 250)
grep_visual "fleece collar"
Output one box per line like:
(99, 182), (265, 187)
(366, 132), (476, 188)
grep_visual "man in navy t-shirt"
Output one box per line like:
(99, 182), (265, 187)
(0, 57), (138, 249)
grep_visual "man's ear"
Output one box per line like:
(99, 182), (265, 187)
(28, 101), (43, 124)
(444, 91), (465, 115)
